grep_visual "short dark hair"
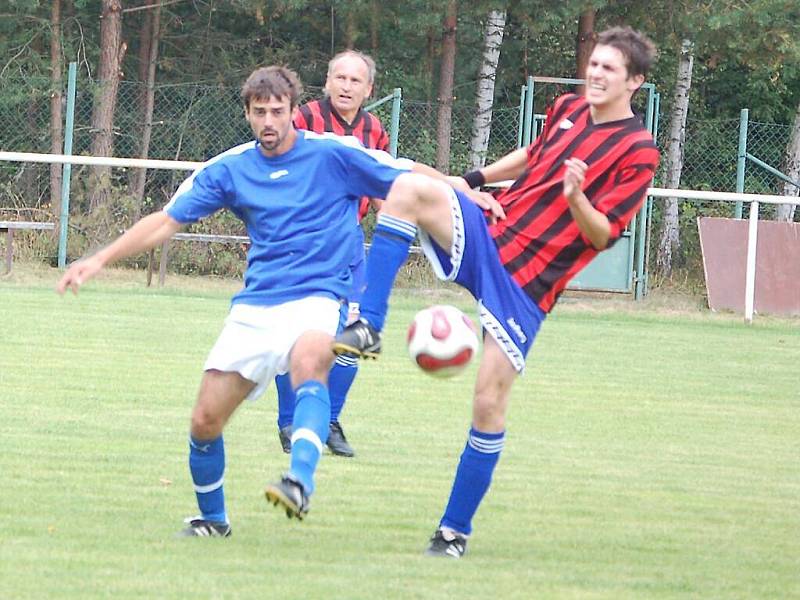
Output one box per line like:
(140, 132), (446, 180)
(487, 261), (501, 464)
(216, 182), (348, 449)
(241, 66), (303, 109)
(595, 27), (656, 79)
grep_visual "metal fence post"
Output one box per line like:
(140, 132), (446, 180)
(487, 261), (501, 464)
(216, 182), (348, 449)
(635, 85), (658, 300)
(523, 76), (534, 145)
(58, 62), (77, 269)
(517, 85), (526, 148)
(389, 87), (402, 158)
(735, 108), (749, 219)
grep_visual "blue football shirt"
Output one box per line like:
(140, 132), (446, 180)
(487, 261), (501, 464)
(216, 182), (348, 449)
(164, 130), (412, 306)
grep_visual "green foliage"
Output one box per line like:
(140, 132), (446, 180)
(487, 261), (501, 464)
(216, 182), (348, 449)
(2, 0), (800, 281)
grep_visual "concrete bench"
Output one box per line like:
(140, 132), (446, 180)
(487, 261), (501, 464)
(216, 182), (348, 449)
(0, 221), (55, 273)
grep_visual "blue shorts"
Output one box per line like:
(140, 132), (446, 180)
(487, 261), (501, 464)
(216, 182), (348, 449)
(348, 249), (366, 306)
(337, 228), (367, 331)
(336, 251), (366, 332)
(418, 190), (545, 373)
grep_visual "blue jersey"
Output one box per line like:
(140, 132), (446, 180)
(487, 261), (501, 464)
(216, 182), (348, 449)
(164, 130), (412, 306)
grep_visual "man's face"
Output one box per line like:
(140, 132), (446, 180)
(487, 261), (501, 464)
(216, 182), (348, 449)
(584, 44), (644, 110)
(245, 95), (296, 156)
(325, 55), (373, 119)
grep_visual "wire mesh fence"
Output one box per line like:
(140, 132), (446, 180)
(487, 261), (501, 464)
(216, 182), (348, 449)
(0, 70), (796, 279)
(746, 121), (793, 194)
(399, 100), (519, 172)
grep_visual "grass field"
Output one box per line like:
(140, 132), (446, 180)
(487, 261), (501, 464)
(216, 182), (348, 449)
(2, 264), (799, 599)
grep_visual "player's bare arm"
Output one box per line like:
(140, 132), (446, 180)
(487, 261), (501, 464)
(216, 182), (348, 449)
(563, 158), (611, 249)
(57, 211), (182, 295)
(410, 162), (505, 222)
(477, 147), (529, 185)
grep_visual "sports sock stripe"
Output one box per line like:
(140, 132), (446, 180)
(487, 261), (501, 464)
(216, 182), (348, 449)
(193, 475), (224, 494)
(292, 427), (324, 453)
(468, 433), (505, 454)
(334, 354), (359, 368)
(376, 214), (417, 239)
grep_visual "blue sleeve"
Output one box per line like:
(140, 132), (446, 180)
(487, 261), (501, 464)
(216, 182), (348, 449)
(334, 141), (413, 200)
(164, 162), (231, 224)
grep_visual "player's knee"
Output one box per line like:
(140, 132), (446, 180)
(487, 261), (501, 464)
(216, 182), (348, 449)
(290, 347), (333, 385)
(472, 390), (508, 429)
(190, 404), (224, 439)
(387, 173), (428, 212)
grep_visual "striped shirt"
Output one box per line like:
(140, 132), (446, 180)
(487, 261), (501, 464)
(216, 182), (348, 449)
(294, 97), (390, 220)
(490, 93), (659, 312)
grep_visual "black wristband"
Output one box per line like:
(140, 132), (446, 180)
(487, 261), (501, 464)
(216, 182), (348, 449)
(462, 170), (486, 189)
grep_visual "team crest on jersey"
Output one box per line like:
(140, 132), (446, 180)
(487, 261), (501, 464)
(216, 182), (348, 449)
(270, 169), (289, 180)
(559, 119), (574, 130)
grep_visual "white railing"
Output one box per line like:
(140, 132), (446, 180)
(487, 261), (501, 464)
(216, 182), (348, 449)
(2, 151), (798, 323)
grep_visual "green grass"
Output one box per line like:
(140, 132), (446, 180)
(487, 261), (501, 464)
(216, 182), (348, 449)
(2, 265), (799, 599)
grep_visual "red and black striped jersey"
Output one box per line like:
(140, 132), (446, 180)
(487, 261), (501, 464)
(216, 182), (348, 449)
(295, 97), (389, 151)
(294, 98), (390, 220)
(490, 93), (659, 313)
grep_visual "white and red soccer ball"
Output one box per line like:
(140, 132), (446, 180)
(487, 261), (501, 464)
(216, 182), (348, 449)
(407, 305), (479, 378)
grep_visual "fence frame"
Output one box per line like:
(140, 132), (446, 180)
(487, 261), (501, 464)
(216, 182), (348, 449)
(364, 88), (402, 158)
(0, 146), (793, 323)
(735, 107), (800, 219)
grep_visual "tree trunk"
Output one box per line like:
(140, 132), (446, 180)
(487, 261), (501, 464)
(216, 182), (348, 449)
(468, 9), (506, 170)
(131, 1), (161, 219)
(369, 0), (379, 54)
(575, 7), (595, 95)
(344, 6), (357, 49)
(435, 0), (457, 174)
(128, 0), (151, 193)
(776, 101), (800, 221)
(136, 0), (152, 90)
(88, 0), (126, 212)
(657, 38), (693, 277)
(50, 0), (64, 226)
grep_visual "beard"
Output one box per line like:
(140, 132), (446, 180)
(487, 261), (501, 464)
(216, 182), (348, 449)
(260, 129), (283, 150)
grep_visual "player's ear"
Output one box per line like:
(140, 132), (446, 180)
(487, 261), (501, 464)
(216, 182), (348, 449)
(628, 73), (645, 92)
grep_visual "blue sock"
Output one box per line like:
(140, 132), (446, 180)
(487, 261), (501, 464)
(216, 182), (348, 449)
(359, 214), (417, 331)
(440, 428), (505, 535)
(189, 435), (227, 523)
(289, 380), (331, 495)
(329, 355), (358, 422)
(275, 372), (295, 429)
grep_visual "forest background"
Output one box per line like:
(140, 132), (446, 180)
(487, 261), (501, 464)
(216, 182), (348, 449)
(1, 0), (799, 282)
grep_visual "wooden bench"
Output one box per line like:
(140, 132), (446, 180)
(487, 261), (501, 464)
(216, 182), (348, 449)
(0, 221), (55, 273)
(147, 233), (250, 286)
(149, 232), (422, 286)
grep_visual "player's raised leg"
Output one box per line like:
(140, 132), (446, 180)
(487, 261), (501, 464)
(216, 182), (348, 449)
(333, 173), (455, 357)
(266, 330), (336, 519)
(180, 369), (254, 537)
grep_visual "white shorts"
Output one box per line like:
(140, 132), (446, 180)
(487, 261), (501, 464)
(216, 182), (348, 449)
(204, 296), (341, 401)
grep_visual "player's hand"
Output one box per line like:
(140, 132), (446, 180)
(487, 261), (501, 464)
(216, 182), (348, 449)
(445, 176), (471, 193)
(563, 158), (588, 201)
(464, 188), (506, 224)
(56, 255), (104, 296)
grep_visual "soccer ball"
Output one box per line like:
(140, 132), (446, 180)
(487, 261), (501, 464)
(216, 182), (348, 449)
(407, 305), (479, 378)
